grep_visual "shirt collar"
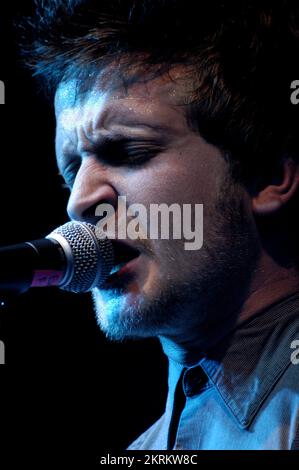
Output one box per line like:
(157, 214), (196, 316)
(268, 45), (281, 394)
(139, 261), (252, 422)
(167, 292), (299, 429)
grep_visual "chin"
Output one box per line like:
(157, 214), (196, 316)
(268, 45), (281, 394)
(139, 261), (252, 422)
(91, 276), (184, 341)
(92, 286), (156, 341)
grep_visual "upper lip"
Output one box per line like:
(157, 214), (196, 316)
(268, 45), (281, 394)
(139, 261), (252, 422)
(111, 240), (141, 267)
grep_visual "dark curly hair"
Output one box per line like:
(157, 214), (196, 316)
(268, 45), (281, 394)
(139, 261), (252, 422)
(22, 0), (299, 191)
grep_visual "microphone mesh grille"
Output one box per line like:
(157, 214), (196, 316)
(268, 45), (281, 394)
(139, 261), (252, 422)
(50, 222), (114, 293)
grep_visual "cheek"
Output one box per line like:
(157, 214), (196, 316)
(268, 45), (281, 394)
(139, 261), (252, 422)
(122, 161), (220, 208)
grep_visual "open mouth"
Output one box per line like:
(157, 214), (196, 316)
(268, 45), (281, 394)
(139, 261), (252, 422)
(110, 241), (141, 276)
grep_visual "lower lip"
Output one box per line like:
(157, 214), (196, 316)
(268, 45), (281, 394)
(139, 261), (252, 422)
(105, 255), (140, 285)
(117, 256), (140, 275)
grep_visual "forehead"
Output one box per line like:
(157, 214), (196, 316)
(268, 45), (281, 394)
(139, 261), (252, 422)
(54, 68), (194, 134)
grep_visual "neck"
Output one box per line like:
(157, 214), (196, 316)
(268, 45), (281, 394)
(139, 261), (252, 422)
(160, 253), (299, 367)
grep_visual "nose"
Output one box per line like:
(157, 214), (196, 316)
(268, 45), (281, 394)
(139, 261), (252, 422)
(67, 157), (118, 225)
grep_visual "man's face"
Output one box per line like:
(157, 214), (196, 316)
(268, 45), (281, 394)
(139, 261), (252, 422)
(55, 69), (258, 344)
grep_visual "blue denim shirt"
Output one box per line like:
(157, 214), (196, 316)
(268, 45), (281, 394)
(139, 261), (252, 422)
(128, 293), (299, 450)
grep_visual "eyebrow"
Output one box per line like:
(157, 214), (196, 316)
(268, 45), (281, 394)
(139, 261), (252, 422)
(129, 122), (178, 134)
(82, 126), (171, 154)
(57, 118), (175, 166)
(57, 132), (166, 167)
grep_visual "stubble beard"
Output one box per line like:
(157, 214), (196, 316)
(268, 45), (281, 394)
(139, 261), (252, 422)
(92, 179), (259, 343)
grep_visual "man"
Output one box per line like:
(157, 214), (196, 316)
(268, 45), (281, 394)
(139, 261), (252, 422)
(25, 0), (299, 449)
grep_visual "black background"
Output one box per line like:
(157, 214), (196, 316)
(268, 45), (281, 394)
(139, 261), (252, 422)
(1, 3), (296, 467)
(0, 3), (167, 463)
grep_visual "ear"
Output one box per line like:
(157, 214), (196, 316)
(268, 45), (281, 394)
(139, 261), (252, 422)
(252, 159), (299, 215)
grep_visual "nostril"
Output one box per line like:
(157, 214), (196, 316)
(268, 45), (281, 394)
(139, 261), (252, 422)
(83, 199), (115, 226)
(67, 196), (117, 226)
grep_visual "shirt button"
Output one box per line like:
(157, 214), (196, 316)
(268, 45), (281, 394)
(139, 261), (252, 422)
(183, 365), (209, 397)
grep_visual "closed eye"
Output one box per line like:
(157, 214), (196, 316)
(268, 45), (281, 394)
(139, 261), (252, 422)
(59, 136), (166, 188)
(96, 138), (164, 166)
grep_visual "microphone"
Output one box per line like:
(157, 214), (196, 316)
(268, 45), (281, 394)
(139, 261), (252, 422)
(0, 222), (114, 295)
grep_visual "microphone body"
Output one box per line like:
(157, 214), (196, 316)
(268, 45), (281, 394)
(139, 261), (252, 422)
(0, 222), (114, 295)
(0, 238), (65, 294)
